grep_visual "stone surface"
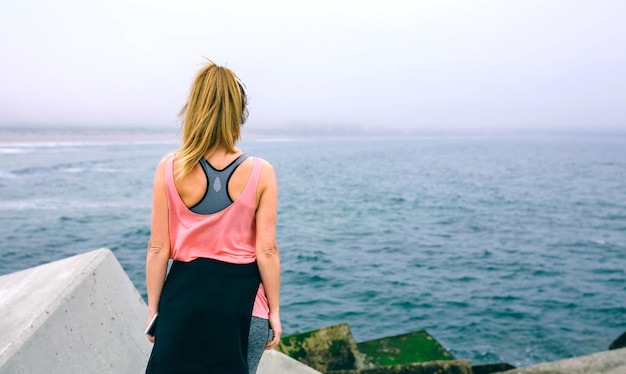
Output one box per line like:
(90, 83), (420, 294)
(276, 322), (365, 372)
(471, 362), (516, 374)
(0, 248), (152, 373)
(357, 330), (455, 366)
(328, 359), (472, 374)
(497, 347), (626, 374)
(258, 349), (323, 374)
(609, 331), (626, 350)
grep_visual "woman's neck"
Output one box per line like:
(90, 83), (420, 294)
(204, 147), (242, 166)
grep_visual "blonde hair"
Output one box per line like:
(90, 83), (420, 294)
(176, 61), (248, 178)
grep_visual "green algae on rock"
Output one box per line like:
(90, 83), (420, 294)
(357, 330), (455, 366)
(276, 324), (461, 373)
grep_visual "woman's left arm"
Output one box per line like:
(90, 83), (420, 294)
(145, 158), (171, 342)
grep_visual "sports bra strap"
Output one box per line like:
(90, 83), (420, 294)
(190, 154), (249, 214)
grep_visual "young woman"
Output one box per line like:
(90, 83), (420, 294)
(144, 61), (281, 373)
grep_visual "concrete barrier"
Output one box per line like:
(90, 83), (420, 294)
(497, 347), (626, 374)
(258, 349), (322, 374)
(0, 248), (152, 373)
(0, 248), (321, 374)
(329, 360), (472, 374)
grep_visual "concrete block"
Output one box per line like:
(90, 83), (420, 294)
(0, 248), (151, 373)
(328, 359), (472, 374)
(497, 347), (626, 374)
(357, 330), (455, 366)
(257, 349), (322, 374)
(276, 322), (365, 372)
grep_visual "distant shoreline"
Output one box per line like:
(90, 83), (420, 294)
(1, 125), (625, 144)
(0, 127), (180, 144)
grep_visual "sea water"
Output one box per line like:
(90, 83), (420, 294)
(1, 133), (625, 367)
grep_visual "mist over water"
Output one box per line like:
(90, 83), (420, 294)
(1, 131), (625, 367)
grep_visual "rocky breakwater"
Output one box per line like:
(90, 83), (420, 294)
(275, 323), (476, 373)
(276, 323), (626, 374)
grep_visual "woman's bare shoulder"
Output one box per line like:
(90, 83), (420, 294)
(254, 157), (275, 176)
(153, 153), (175, 182)
(157, 152), (177, 169)
(250, 156), (273, 168)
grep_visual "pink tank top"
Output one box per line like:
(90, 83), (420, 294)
(164, 153), (269, 318)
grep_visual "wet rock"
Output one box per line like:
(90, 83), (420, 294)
(609, 331), (626, 350)
(471, 362), (515, 374)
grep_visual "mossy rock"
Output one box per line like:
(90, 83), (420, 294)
(357, 330), (455, 367)
(276, 323), (364, 372)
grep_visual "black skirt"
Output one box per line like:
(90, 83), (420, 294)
(146, 258), (261, 374)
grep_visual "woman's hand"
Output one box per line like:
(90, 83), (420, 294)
(265, 311), (282, 349)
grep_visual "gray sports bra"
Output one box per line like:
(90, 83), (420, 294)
(189, 154), (249, 214)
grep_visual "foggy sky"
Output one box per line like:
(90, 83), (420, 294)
(1, 0), (625, 131)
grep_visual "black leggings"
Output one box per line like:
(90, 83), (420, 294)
(247, 317), (270, 374)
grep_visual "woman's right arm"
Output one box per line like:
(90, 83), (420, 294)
(145, 159), (171, 343)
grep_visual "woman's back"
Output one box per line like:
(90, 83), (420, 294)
(164, 150), (262, 265)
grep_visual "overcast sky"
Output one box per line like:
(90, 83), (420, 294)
(1, 0), (625, 131)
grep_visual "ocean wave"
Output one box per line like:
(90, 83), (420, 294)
(93, 167), (120, 173)
(284, 298), (341, 307)
(0, 139), (177, 149)
(0, 200), (64, 210)
(0, 147), (32, 154)
(60, 167), (84, 173)
(0, 141), (95, 148)
(8, 165), (135, 176)
(0, 199), (134, 211)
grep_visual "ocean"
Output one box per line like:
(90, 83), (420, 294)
(1, 130), (625, 367)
